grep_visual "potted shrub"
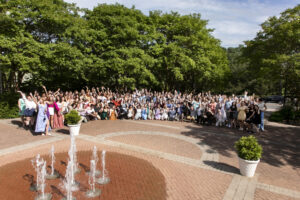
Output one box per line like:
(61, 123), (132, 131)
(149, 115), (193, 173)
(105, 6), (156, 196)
(234, 135), (262, 177)
(65, 110), (81, 136)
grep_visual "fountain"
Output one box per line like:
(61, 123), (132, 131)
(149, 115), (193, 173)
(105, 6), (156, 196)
(70, 135), (80, 173)
(96, 150), (110, 185)
(28, 136), (110, 199)
(87, 146), (101, 176)
(85, 160), (101, 198)
(68, 148), (79, 191)
(35, 161), (52, 200)
(46, 145), (59, 179)
(62, 160), (76, 200)
(30, 154), (43, 191)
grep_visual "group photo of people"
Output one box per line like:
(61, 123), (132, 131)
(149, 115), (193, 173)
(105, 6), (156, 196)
(17, 86), (267, 136)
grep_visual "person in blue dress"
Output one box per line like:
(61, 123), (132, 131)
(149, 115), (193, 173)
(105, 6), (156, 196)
(31, 94), (51, 136)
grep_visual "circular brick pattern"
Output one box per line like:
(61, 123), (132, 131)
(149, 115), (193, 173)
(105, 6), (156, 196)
(108, 134), (203, 160)
(0, 151), (167, 200)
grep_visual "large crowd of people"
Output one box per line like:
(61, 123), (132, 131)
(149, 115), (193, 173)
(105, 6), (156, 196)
(17, 86), (267, 136)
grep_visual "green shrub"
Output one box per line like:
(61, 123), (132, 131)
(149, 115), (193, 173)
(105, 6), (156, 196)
(0, 93), (20, 119)
(279, 105), (295, 123)
(269, 105), (299, 123)
(65, 110), (81, 125)
(234, 136), (262, 161)
(269, 111), (284, 122)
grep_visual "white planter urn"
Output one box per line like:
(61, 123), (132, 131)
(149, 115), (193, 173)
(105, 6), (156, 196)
(238, 157), (260, 177)
(68, 124), (81, 136)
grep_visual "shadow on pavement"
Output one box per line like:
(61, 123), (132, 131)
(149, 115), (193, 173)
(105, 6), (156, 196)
(181, 124), (300, 169)
(203, 160), (240, 175)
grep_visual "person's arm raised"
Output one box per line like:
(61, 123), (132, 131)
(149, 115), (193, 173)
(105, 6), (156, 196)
(42, 85), (48, 96)
(54, 88), (60, 97)
(30, 93), (38, 105)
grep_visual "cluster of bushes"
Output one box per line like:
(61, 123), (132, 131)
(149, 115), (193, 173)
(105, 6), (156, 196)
(269, 105), (300, 124)
(0, 93), (20, 119)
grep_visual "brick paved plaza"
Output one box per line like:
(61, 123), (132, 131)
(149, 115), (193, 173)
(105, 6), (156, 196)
(0, 119), (299, 200)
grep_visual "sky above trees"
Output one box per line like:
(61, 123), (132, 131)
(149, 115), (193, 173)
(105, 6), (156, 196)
(65, 0), (299, 47)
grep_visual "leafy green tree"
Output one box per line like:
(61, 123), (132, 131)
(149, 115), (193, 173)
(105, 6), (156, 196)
(84, 4), (158, 90)
(243, 5), (300, 98)
(0, 0), (86, 91)
(148, 11), (229, 92)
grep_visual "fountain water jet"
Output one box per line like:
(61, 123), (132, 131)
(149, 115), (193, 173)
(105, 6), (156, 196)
(35, 161), (52, 200)
(30, 154), (43, 191)
(68, 148), (79, 191)
(62, 160), (76, 200)
(96, 150), (110, 185)
(85, 160), (101, 198)
(46, 145), (59, 179)
(87, 146), (101, 176)
(70, 135), (80, 173)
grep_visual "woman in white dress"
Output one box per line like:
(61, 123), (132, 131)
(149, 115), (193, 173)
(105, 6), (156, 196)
(162, 106), (169, 120)
(135, 105), (142, 120)
(127, 105), (134, 119)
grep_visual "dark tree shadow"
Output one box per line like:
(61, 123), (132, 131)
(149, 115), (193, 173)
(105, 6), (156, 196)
(203, 161), (240, 175)
(181, 124), (300, 169)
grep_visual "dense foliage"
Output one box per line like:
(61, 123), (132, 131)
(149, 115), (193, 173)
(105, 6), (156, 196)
(0, 93), (19, 119)
(241, 5), (300, 97)
(65, 110), (81, 125)
(1, 0), (299, 98)
(269, 105), (300, 124)
(0, 0), (228, 93)
(235, 136), (262, 161)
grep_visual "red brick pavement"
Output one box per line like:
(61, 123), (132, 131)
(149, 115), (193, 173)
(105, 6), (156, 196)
(0, 139), (232, 200)
(254, 189), (299, 200)
(0, 121), (51, 150)
(108, 134), (202, 160)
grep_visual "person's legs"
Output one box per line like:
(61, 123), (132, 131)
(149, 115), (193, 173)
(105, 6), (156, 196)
(50, 115), (54, 128)
(239, 121), (244, 131)
(260, 111), (265, 131)
(20, 115), (25, 127)
(45, 119), (50, 135)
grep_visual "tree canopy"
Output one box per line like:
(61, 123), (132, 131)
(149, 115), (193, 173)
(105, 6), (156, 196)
(0, 0), (228, 93)
(242, 5), (300, 97)
(1, 0), (299, 97)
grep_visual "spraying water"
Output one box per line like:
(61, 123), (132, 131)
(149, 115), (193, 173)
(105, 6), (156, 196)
(63, 160), (75, 200)
(46, 145), (59, 180)
(50, 145), (55, 175)
(31, 154), (42, 191)
(71, 135), (80, 173)
(35, 161), (52, 200)
(85, 160), (101, 197)
(68, 147), (79, 191)
(96, 150), (110, 185)
(90, 146), (101, 176)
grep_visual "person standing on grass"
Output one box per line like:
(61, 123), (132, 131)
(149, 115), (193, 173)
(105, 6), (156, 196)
(258, 98), (267, 132)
